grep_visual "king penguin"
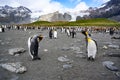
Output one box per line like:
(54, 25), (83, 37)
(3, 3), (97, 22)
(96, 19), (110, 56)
(28, 34), (43, 60)
(81, 31), (97, 61)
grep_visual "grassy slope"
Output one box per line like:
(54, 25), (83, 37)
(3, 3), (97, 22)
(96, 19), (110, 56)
(24, 18), (120, 27)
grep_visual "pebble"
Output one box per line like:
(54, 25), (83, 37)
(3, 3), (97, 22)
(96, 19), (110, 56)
(102, 61), (119, 71)
(63, 64), (72, 69)
(61, 47), (70, 51)
(103, 45), (108, 49)
(70, 46), (80, 51)
(58, 56), (70, 62)
(108, 45), (119, 49)
(44, 49), (48, 52)
(115, 72), (120, 78)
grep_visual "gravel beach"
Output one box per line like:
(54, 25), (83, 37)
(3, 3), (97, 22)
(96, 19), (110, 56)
(0, 29), (120, 80)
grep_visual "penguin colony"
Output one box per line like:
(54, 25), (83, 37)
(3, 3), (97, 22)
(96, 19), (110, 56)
(28, 31), (97, 61)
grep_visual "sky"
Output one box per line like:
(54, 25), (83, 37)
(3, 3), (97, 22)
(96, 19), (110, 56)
(0, 0), (110, 20)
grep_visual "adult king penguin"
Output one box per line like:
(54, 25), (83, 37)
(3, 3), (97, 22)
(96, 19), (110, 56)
(81, 31), (97, 61)
(28, 34), (43, 60)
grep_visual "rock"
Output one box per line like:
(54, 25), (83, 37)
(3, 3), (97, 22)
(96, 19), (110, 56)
(0, 62), (27, 74)
(102, 61), (119, 71)
(8, 48), (26, 55)
(39, 11), (71, 21)
(111, 36), (120, 39)
(115, 72), (120, 78)
(75, 51), (83, 54)
(61, 47), (70, 51)
(63, 64), (72, 69)
(108, 45), (119, 49)
(70, 46), (80, 51)
(58, 56), (70, 62)
(44, 49), (48, 52)
(107, 53), (120, 57)
(103, 45), (108, 49)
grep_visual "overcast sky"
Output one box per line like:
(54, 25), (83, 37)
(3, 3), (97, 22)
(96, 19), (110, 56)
(0, 0), (110, 19)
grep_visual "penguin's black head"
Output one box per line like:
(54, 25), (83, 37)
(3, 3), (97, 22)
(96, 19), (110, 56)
(81, 30), (91, 37)
(38, 35), (43, 42)
(81, 30), (87, 36)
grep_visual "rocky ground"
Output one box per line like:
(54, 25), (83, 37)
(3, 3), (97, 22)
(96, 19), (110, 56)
(0, 29), (120, 80)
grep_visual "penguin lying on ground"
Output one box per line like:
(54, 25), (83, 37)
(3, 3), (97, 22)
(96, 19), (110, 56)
(28, 34), (43, 60)
(81, 31), (97, 61)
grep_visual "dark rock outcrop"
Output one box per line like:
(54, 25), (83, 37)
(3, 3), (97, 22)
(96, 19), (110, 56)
(76, 0), (120, 21)
(39, 11), (71, 22)
(0, 5), (32, 24)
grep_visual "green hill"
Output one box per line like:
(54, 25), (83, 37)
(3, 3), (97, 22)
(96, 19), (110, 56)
(24, 18), (120, 27)
(76, 18), (117, 23)
(69, 18), (120, 26)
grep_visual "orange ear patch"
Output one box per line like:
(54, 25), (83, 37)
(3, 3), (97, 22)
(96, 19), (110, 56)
(85, 32), (88, 36)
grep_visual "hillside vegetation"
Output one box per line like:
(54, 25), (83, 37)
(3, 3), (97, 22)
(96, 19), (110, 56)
(24, 18), (120, 27)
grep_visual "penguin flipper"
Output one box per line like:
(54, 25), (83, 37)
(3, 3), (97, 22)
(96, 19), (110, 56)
(28, 37), (34, 59)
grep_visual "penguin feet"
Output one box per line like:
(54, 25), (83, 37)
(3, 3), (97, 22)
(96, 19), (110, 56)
(37, 57), (41, 60)
(87, 57), (91, 61)
(32, 57), (38, 61)
(87, 57), (95, 61)
(32, 56), (41, 61)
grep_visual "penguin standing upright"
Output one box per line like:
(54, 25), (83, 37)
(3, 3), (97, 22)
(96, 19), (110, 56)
(53, 29), (57, 39)
(81, 31), (97, 61)
(28, 34), (43, 60)
(49, 29), (53, 39)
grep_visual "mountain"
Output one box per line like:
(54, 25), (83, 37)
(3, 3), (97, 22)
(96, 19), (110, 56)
(0, 5), (32, 24)
(39, 11), (71, 22)
(76, 0), (120, 21)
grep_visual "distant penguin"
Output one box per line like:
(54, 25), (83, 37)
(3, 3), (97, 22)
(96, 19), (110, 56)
(66, 28), (70, 37)
(28, 34), (43, 60)
(53, 29), (57, 39)
(81, 31), (97, 61)
(49, 29), (53, 39)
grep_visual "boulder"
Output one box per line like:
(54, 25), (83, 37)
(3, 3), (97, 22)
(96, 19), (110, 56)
(102, 61), (119, 71)
(0, 62), (27, 74)
(8, 48), (26, 55)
